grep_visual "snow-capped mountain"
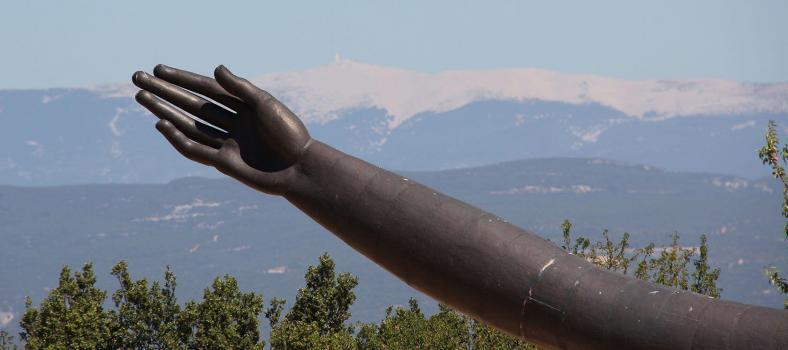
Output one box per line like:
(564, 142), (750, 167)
(2, 59), (787, 185)
(97, 56), (788, 127)
(255, 56), (788, 127)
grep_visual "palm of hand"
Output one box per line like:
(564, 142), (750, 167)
(133, 65), (311, 195)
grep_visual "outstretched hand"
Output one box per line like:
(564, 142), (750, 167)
(132, 65), (312, 195)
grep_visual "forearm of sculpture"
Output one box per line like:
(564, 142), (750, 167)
(132, 64), (786, 350)
(284, 140), (787, 350)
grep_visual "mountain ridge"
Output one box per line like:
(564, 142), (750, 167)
(85, 58), (788, 128)
(1, 62), (786, 185)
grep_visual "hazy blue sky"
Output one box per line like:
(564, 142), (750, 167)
(1, 0), (786, 89)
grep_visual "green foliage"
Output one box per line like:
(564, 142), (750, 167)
(264, 297), (286, 330)
(561, 219), (573, 251)
(355, 299), (536, 349)
(561, 219), (590, 256)
(561, 222), (721, 297)
(562, 221), (721, 297)
(20, 263), (114, 350)
(590, 230), (636, 274)
(757, 119), (788, 308)
(109, 261), (182, 349)
(758, 121), (787, 179)
(180, 275), (265, 350)
(267, 253), (358, 350)
(14, 241), (722, 348)
(285, 253), (358, 334)
(691, 235), (722, 298)
(765, 266), (788, 309)
(471, 320), (535, 349)
(358, 299), (433, 349)
(265, 253), (535, 349)
(20, 263), (265, 349)
(650, 232), (694, 290)
(633, 243), (655, 281)
(757, 119), (788, 238)
(269, 320), (355, 350)
(0, 330), (17, 350)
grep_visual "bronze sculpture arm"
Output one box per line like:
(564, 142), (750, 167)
(132, 65), (787, 350)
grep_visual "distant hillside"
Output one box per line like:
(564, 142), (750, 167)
(1, 158), (785, 335)
(1, 61), (787, 186)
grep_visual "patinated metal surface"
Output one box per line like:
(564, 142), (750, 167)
(132, 65), (788, 349)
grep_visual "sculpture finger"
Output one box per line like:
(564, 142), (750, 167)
(153, 64), (244, 111)
(214, 65), (272, 107)
(133, 71), (235, 131)
(136, 91), (228, 149)
(155, 119), (221, 167)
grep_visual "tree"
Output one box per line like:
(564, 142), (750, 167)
(691, 234), (722, 298)
(757, 119), (788, 308)
(765, 266), (788, 309)
(20, 263), (114, 350)
(588, 230), (637, 273)
(285, 253), (358, 334)
(357, 298), (431, 349)
(650, 232), (694, 290)
(109, 261), (182, 349)
(267, 319), (355, 349)
(180, 275), (265, 350)
(471, 319), (535, 350)
(757, 120), (788, 239)
(13, 236), (722, 349)
(561, 221), (721, 297)
(0, 330), (17, 350)
(356, 299), (536, 349)
(561, 219), (590, 256)
(18, 262), (266, 349)
(267, 253), (358, 349)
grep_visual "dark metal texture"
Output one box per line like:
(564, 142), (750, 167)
(133, 65), (788, 350)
